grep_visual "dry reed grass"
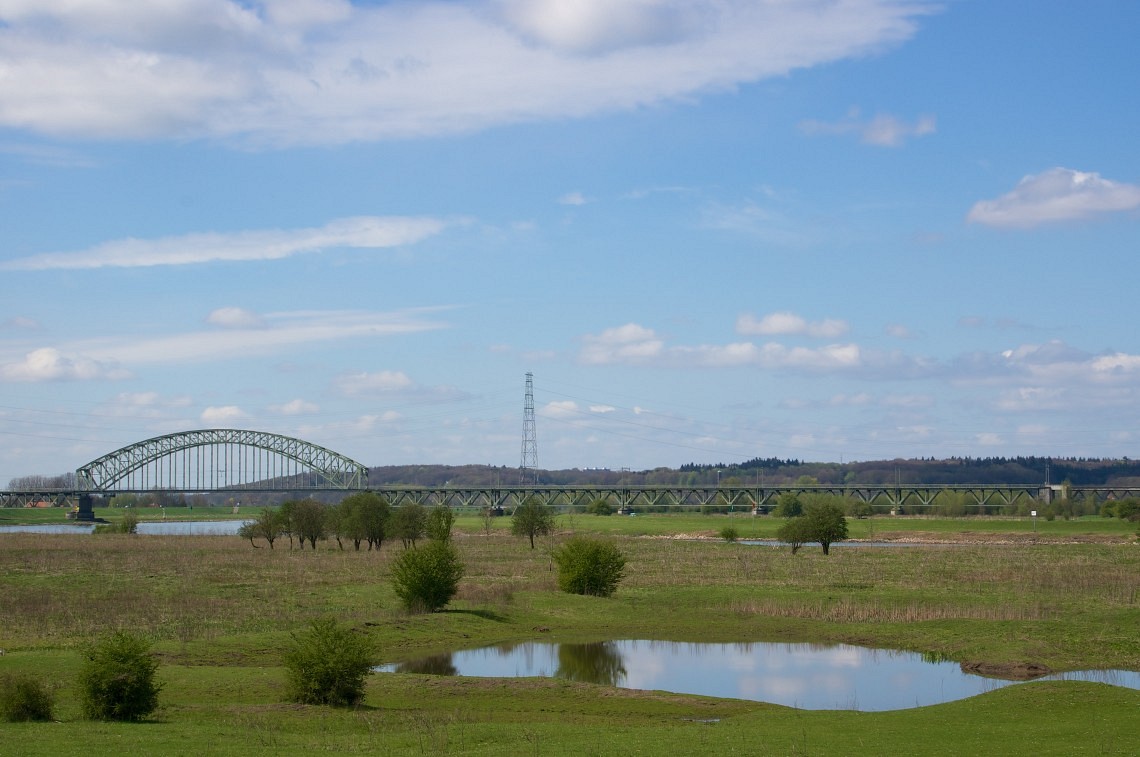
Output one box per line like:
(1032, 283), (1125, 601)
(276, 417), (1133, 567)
(1, 529), (1136, 656)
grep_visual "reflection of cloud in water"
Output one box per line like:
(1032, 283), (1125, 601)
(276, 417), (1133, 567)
(619, 642), (668, 690)
(739, 674), (809, 701)
(379, 641), (1140, 711)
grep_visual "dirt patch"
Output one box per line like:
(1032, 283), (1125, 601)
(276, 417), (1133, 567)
(960, 660), (1051, 680)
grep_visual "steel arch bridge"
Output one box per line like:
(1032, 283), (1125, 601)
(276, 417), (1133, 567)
(76, 429), (369, 494)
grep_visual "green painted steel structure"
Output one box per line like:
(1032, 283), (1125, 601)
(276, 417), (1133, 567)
(75, 429), (369, 493)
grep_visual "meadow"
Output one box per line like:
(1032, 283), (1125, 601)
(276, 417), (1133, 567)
(1, 510), (1137, 755)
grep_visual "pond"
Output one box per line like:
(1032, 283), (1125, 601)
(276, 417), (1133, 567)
(375, 640), (1140, 711)
(739, 539), (946, 548)
(0, 520), (251, 535)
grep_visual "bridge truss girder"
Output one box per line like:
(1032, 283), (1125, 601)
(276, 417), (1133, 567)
(75, 429), (368, 493)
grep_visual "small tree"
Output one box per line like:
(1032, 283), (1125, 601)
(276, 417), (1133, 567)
(77, 631), (161, 721)
(336, 492), (388, 551)
(238, 520), (261, 548)
(254, 507), (284, 549)
(803, 498), (849, 554)
(291, 499), (327, 549)
(283, 617), (375, 707)
(552, 537), (626, 597)
(776, 516), (813, 555)
(390, 540), (465, 613)
(511, 498), (555, 549)
(391, 502), (427, 548)
(774, 491), (802, 518)
(779, 497), (849, 555)
(0, 673), (55, 722)
(425, 505), (455, 542)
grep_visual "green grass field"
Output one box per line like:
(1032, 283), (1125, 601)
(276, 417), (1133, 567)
(1, 512), (1137, 754)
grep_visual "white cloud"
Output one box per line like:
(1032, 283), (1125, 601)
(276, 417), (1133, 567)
(755, 342), (862, 370)
(0, 1), (935, 146)
(558, 191), (589, 206)
(578, 322), (865, 372)
(97, 391), (193, 419)
(736, 312), (849, 339)
(28, 305), (446, 367)
(334, 370), (415, 396)
(495, 0), (704, 55)
(589, 404), (616, 413)
(540, 400), (579, 418)
(580, 323), (665, 364)
(201, 405), (248, 425)
(0, 216), (448, 270)
(206, 307), (266, 329)
(1, 316), (41, 330)
(967, 168), (1140, 228)
(885, 323), (915, 339)
(274, 398), (319, 415)
(0, 347), (127, 382)
(799, 109), (935, 147)
(1090, 353), (1140, 376)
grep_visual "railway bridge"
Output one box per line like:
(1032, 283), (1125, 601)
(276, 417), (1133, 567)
(3, 429), (1139, 517)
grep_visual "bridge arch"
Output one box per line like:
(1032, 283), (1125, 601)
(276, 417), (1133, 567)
(76, 429), (368, 493)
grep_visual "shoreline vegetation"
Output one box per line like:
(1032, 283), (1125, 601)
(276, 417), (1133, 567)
(2, 511), (1137, 754)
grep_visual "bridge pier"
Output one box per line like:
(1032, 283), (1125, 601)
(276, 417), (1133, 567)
(74, 493), (96, 522)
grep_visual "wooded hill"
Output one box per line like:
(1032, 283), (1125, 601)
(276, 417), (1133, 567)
(366, 457), (1140, 488)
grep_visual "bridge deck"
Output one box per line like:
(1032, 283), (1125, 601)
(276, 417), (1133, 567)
(3, 483), (1136, 512)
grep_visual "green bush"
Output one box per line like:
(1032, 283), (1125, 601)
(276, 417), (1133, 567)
(93, 510), (139, 535)
(77, 631), (161, 721)
(425, 505), (455, 542)
(391, 540), (465, 613)
(773, 491), (802, 518)
(776, 516), (813, 555)
(586, 499), (613, 516)
(283, 617), (376, 706)
(718, 526), (739, 542)
(0, 672), (55, 722)
(553, 537), (626, 597)
(1112, 498), (1140, 521)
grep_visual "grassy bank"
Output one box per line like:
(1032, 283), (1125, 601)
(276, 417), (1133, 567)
(1, 518), (1137, 754)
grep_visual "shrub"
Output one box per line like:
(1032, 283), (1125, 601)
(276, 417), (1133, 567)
(718, 526), (739, 542)
(773, 492), (802, 518)
(553, 537), (626, 597)
(77, 631), (161, 721)
(776, 516), (813, 555)
(391, 540), (465, 613)
(586, 499), (613, 516)
(93, 510), (139, 535)
(283, 617), (375, 706)
(1112, 498), (1140, 521)
(0, 672), (55, 722)
(425, 505), (455, 542)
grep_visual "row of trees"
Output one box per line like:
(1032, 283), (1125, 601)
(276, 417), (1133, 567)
(238, 493), (457, 551)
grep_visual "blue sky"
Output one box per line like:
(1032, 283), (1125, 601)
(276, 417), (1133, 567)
(2, 0), (1140, 483)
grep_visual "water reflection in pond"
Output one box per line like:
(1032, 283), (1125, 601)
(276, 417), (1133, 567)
(0, 520), (250, 535)
(376, 640), (1140, 711)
